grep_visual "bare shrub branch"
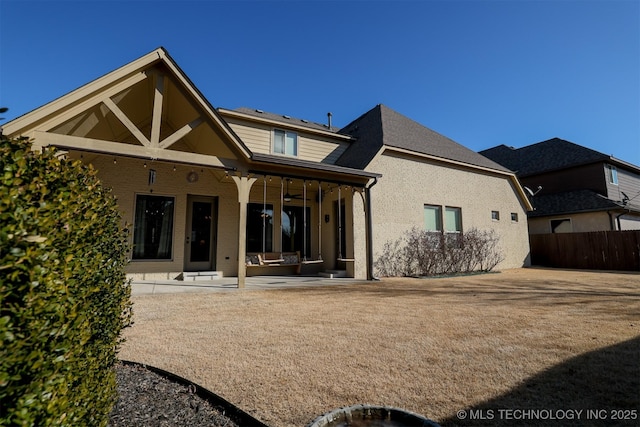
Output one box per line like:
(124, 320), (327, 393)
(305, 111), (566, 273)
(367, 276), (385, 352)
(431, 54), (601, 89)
(374, 227), (505, 277)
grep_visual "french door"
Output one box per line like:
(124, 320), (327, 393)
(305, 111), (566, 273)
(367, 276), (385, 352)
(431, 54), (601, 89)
(184, 196), (217, 271)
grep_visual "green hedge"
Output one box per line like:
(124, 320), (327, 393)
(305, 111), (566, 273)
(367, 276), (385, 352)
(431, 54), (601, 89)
(0, 135), (132, 426)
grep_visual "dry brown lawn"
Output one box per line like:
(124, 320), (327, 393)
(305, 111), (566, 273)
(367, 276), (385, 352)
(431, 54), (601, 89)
(119, 268), (640, 426)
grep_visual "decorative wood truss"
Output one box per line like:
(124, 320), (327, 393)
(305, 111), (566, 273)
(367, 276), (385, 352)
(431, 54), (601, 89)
(26, 66), (242, 171)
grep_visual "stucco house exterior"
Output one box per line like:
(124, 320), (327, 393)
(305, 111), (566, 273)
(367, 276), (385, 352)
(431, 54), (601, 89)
(335, 105), (533, 275)
(481, 138), (640, 234)
(2, 48), (532, 285)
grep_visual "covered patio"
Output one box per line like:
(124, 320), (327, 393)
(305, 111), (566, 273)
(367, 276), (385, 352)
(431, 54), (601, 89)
(2, 48), (380, 287)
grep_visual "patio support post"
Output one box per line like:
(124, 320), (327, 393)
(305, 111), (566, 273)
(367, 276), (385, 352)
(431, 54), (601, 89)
(232, 175), (257, 288)
(365, 178), (378, 280)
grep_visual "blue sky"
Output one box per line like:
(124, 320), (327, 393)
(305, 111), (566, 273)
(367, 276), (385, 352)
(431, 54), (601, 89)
(1, 0), (639, 165)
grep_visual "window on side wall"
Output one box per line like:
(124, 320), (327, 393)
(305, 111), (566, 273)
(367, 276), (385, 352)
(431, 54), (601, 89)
(445, 207), (462, 233)
(491, 210), (500, 221)
(511, 212), (519, 222)
(424, 204), (443, 232)
(606, 164), (618, 185)
(273, 129), (298, 156)
(133, 195), (175, 260)
(445, 206), (462, 246)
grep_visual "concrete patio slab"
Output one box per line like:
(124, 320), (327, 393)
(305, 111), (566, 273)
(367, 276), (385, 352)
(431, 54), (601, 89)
(130, 275), (368, 295)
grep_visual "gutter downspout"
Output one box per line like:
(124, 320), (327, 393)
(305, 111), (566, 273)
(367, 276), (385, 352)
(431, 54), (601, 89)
(615, 209), (629, 231)
(364, 177), (379, 280)
(607, 211), (616, 230)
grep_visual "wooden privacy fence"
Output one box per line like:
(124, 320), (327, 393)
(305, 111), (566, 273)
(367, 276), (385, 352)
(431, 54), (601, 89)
(529, 230), (640, 271)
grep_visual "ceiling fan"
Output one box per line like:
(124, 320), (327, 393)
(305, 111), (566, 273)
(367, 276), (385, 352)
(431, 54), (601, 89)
(283, 179), (306, 202)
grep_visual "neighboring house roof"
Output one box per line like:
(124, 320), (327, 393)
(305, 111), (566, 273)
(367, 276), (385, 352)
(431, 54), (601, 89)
(480, 137), (640, 176)
(529, 189), (626, 217)
(336, 104), (511, 173)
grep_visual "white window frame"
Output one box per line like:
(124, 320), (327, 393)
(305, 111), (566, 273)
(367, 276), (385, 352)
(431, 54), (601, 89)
(273, 129), (298, 156)
(444, 206), (462, 233)
(424, 205), (463, 233)
(424, 204), (443, 232)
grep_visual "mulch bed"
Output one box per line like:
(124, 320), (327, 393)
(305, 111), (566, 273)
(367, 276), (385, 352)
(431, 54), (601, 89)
(109, 362), (240, 427)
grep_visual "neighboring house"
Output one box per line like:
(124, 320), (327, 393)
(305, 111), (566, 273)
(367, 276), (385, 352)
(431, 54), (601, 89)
(2, 48), (532, 285)
(481, 138), (640, 234)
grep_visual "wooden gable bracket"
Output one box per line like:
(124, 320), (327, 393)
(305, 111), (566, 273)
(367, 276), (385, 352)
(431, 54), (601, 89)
(102, 97), (151, 147)
(101, 71), (204, 151)
(150, 72), (165, 146)
(32, 130), (236, 171)
(158, 117), (203, 149)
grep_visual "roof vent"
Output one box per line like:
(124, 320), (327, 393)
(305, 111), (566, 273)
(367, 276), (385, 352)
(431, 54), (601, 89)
(283, 115), (291, 119)
(327, 112), (332, 129)
(301, 119), (308, 123)
(255, 109), (264, 113)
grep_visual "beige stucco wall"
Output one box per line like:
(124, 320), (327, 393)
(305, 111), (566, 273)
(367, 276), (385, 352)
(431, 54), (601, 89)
(361, 151), (531, 274)
(57, 149), (531, 281)
(89, 155), (240, 279)
(528, 211), (613, 234)
(54, 148), (533, 281)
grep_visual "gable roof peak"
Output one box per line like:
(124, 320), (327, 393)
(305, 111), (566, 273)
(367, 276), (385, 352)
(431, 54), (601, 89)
(1, 46), (252, 160)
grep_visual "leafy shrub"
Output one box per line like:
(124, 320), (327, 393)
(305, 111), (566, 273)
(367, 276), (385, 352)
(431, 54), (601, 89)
(0, 135), (131, 426)
(374, 227), (504, 277)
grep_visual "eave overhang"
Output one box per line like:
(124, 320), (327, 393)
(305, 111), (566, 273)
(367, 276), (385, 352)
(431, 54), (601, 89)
(249, 152), (380, 187)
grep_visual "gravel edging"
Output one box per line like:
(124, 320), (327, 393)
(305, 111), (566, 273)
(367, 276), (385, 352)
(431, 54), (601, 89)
(109, 361), (269, 427)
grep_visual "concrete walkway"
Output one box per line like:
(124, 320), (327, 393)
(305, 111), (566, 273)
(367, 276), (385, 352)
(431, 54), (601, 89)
(130, 275), (368, 295)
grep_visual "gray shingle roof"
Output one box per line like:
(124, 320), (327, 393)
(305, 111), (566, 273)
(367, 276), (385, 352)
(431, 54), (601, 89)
(528, 189), (623, 217)
(334, 105), (385, 169)
(232, 107), (340, 133)
(480, 138), (611, 177)
(336, 104), (511, 172)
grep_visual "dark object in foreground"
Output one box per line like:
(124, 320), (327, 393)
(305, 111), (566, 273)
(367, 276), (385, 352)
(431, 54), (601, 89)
(1, 135), (131, 426)
(307, 404), (441, 427)
(109, 362), (268, 427)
